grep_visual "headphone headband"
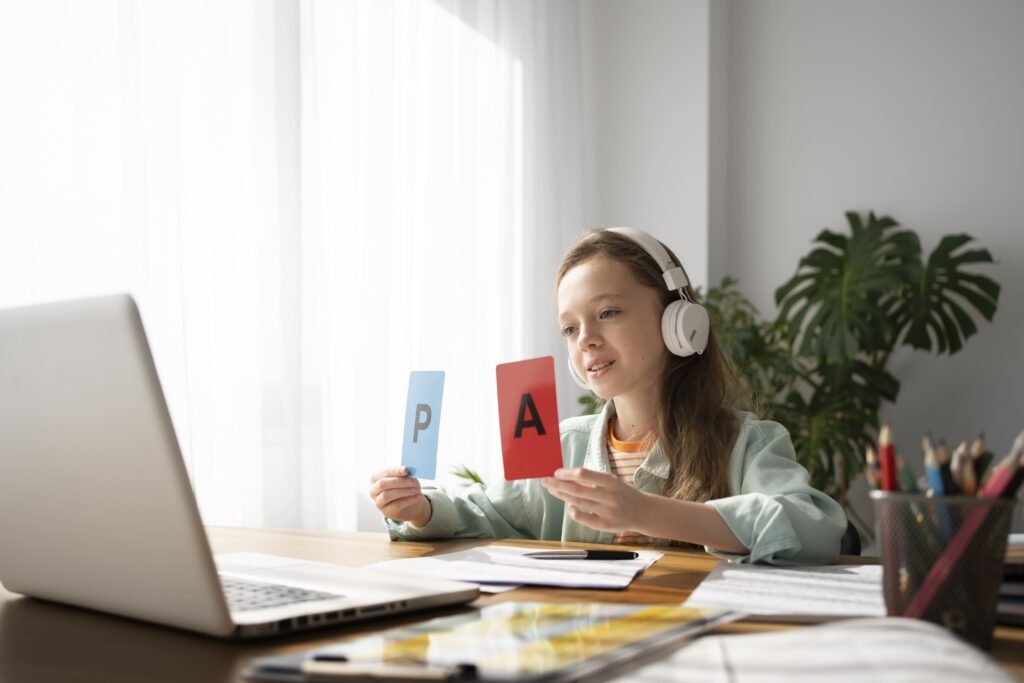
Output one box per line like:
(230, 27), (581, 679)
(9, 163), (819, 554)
(606, 227), (691, 295)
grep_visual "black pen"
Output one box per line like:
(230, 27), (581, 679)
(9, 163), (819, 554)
(523, 549), (639, 560)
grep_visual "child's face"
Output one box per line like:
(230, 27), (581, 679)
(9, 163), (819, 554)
(557, 255), (668, 401)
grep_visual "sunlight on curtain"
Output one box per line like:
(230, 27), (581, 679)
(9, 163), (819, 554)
(0, 0), (288, 526)
(301, 0), (527, 530)
(0, 0), (586, 532)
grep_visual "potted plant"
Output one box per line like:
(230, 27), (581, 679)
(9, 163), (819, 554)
(705, 211), (1000, 505)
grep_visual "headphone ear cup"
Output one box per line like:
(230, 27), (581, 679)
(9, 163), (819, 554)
(662, 300), (710, 357)
(567, 355), (590, 389)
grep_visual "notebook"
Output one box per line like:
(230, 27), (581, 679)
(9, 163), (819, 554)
(683, 563), (886, 622)
(629, 617), (1016, 683)
(0, 294), (478, 639)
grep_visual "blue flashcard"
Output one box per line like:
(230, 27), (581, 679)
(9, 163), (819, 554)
(401, 371), (445, 480)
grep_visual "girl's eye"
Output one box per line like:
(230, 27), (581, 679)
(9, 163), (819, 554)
(561, 325), (578, 337)
(599, 309), (620, 319)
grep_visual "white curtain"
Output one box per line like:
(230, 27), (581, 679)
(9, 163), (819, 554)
(0, 0), (587, 531)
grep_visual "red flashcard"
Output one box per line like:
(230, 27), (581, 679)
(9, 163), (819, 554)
(495, 356), (563, 480)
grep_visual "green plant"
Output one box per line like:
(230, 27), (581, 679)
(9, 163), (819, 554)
(704, 211), (999, 503)
(577, 393), (603, 416)
(450, 464), (486, 488)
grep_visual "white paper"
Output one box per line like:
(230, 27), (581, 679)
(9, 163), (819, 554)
(478, 583), (521, 594)
(367, 544), (662, 589)
(684, 563), (886, 621)
(623, 617), (1015, 683)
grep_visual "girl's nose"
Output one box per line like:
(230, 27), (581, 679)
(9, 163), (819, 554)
(577, 324), (601, 349)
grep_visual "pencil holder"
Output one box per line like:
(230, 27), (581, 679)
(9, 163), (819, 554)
(871, 491), (1016, 649)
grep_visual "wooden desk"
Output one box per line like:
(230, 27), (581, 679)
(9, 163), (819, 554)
(1, 527), (1021, 682)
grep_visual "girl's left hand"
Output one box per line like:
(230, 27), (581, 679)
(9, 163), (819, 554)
(540, 467), (652, 534)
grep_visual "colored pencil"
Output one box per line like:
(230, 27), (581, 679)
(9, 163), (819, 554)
(865, 446), (880, 490)
(879, 424), (897, 492)
(971, 434), (994, 485)
(922, 435), (945, 496)
(961, 449), (978, 496)
(903, 436), (1024, 620)
(896, 456), (920, 493)
(950, 440), (969, 493)
(935, 440), (956, 495)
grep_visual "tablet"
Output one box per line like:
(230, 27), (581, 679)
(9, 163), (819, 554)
(245, 601), (738, 681)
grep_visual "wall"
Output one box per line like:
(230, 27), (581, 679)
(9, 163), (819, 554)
(565, 0), (710, 419)
(522, 0), (1024, 537)
(580, 0), (710, 288)
(723, 0), (1024, 534)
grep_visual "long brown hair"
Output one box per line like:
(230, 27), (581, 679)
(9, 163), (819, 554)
(556, 229), (740, 504)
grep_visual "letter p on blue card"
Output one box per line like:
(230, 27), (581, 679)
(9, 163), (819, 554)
(402, 371), (445, 480)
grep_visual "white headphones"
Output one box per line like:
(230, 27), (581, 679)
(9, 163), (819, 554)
(567, 227), (710, 390)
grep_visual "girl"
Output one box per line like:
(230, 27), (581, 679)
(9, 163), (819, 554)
(369, 228), (846, 564)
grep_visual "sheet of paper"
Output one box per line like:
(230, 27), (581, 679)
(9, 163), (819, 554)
(401, 370), (445, 479)
(478, 583), (521, 594)
(495, 356), (563, 480)
(368, 544), (662, 589)
(621, 617), (1015, 683)
(684, 563), (886, 621)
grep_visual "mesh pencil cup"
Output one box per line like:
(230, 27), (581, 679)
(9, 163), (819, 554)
(871, 491), (1015, 649)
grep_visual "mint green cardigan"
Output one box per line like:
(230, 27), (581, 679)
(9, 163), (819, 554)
(386, 402), (846, 565)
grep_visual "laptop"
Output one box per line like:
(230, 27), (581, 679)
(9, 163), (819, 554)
(0, 294), (478, 639)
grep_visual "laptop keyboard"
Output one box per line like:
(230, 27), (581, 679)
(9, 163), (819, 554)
(221, 576), (343, 613)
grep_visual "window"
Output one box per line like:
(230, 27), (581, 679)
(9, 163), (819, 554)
(0, 0), (585, 530)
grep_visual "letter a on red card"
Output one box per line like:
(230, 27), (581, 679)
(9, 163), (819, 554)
(495, 356), (562, 480)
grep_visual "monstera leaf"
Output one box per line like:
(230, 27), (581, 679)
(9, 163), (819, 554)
(774, 212), (920, 362)
(897, 233), (1000, 353)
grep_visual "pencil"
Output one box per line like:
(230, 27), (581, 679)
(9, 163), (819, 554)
(879, 424), (897, 492)
(1002, 431), (1024, 495)
(923, 435), (954, 542)
(986, 431), (1024, 490)
(904, 438), (1024, 621)
(971, 434), (994, 485)
(961, 448), (978, 496)
(950, 440), (969, 493)
(896, 456), (920, 493)
(935, 440), (956, 495)
(922, 436), (945, 496)
(865, 446), (880, 490)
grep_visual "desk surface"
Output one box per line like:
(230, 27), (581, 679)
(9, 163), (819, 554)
(1, 527), (1021, 682)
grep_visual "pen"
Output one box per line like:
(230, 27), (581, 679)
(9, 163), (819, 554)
(524, 550), (639, 560)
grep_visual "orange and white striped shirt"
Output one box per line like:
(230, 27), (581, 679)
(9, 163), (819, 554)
(607, 421), (657, 547)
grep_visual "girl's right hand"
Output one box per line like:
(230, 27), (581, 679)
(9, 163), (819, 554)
(368, 467), (432, 527)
